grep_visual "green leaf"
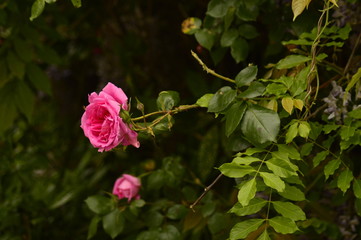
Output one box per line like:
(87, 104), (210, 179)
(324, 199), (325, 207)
(265, 158), (297, 178)
(219, 163), (255, 178)
(14, 38), (33, 62)
(238, 178), (257, 206)
(241, 104), (280, 146)
(292, 0), (312, 21)
(259, 172), (285, 192)
(233, 156), (262, 165)
(235, 65), (258, 87)
(237, 82), (265, 98)
(266, 83), (288, 96)
(355, 198), (361, 217)
(7, 51), (25, 79)
(195, 29), (216, 50)
(272, 201), (306, 221)
(257, 229), (271, 240)
(277, 144), (301, 160)
(85, 195), (114, 215)
(26, 63), (52, 95)
(71, 0), (81, 8)
(348, 108), (361, 119)
(353, 179), (361, 199)
(323, 124), (340, 134)
(156, 91), (180, 110)
(196, 93), (213, 108)
(298, 121), (311, 138)
(220, 28), (238, 47)
(337, 169), (354, 193)
(102, 210), (124, 239)
(166, 204), (188, 220)
(313, 151), (328, 167)
(198, 126), (219, 180)
(240, 148), (266, 156)
(324, 158), (341, 180)
(276, 55), (311, 69)
(0, 82), (18, 133)
(208, 86), (237, 113)
(225, 102), (247, 137)
(15, 80), (35, 121)
(30, 0), (45, 21)
(159, 225), (181, 240)
(87, 216), (100, 240)
(340, 126), (356, 140)
(269, 216), (299, 234)
(236, 1), (259, 21)
(36, 45), (62, 64)
(229, 198), (267, 216)
(207, 0), (228, 18)
(230, 219), (264, 240)
(278, 184), (305, 201)
(238, 24), (258, 39)
(345, 67), (361, 94)
(285, 122), (298, 144)
(231, 38), (249, 63)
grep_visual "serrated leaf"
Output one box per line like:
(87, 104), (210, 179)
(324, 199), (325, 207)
(208, 86), (237, 113)
(269, 216), (299, 234)
(340, 125), (356, 140)
(353, 179), (361, 199)
(257, 229), (271, 240)
(87, 216), (100, 240)
(272, 201), (306, 221)
(30, 0), (45, 21)
(298, 121), (310, 138)
(229, 198), (267, 216)
(337, 169), (353, 193)
(324, 158), (341, 180)
(238, 178), (257, 206)
(102, 210), (124, 239)
(230, 219), (265, 240)
(221, 28), (239, 47)
(265, 99), (278, 112)
(293, 99), (303, 111)
(285, 122), (299, 144)
(207, 0), (228, 18)
(225, 102), (247, 137)
(259, 172), (285, 192)
(235, 65), (258, 87)
(266, 83), (288, 96)
(26, 63), (52, 95)
(233, 156), (262, 165)
(231, 38), (249, 63)
(238, 81), (265, 98)
(313, 151), (328, 167)
(292, 0), (312, 21)
(241, 104), (280, 146)
(196, 93), (214, 107)
(266, 158), (297, 178)
(281, 97), (294, 114)
(219, 163), (255, 178)
(85, 195), (114, 215)
(277, 144), (301, 160)
(276, 55), (311, 69)
(323, 124), (340, 134)
(156, 91), (180, 110)
(278, 184), (305, 201)
(195, 29), (216, 50)
(71, 0), (81, 8)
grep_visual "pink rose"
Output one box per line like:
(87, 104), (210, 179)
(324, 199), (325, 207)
(112, 174), (141, 201)
(81, 82), (140, 152)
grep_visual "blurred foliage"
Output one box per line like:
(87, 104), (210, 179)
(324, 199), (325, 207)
(1, 0), (361, 239)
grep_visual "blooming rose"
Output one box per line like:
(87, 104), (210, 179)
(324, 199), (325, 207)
(81, 82), (140, 152)
(112, 174), (141, 201)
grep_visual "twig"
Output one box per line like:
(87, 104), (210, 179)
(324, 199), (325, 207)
(189, 173), (223, 211)
(344, 31), (361, 75)
(191, 51), (236, 84)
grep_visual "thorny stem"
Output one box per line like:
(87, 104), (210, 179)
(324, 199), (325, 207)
(191, 50), (236, 84)
(131, 104), (199, 122)
(190, 173), (223, 211)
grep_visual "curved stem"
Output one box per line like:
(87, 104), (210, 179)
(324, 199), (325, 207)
(191, 50), (236, 84)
